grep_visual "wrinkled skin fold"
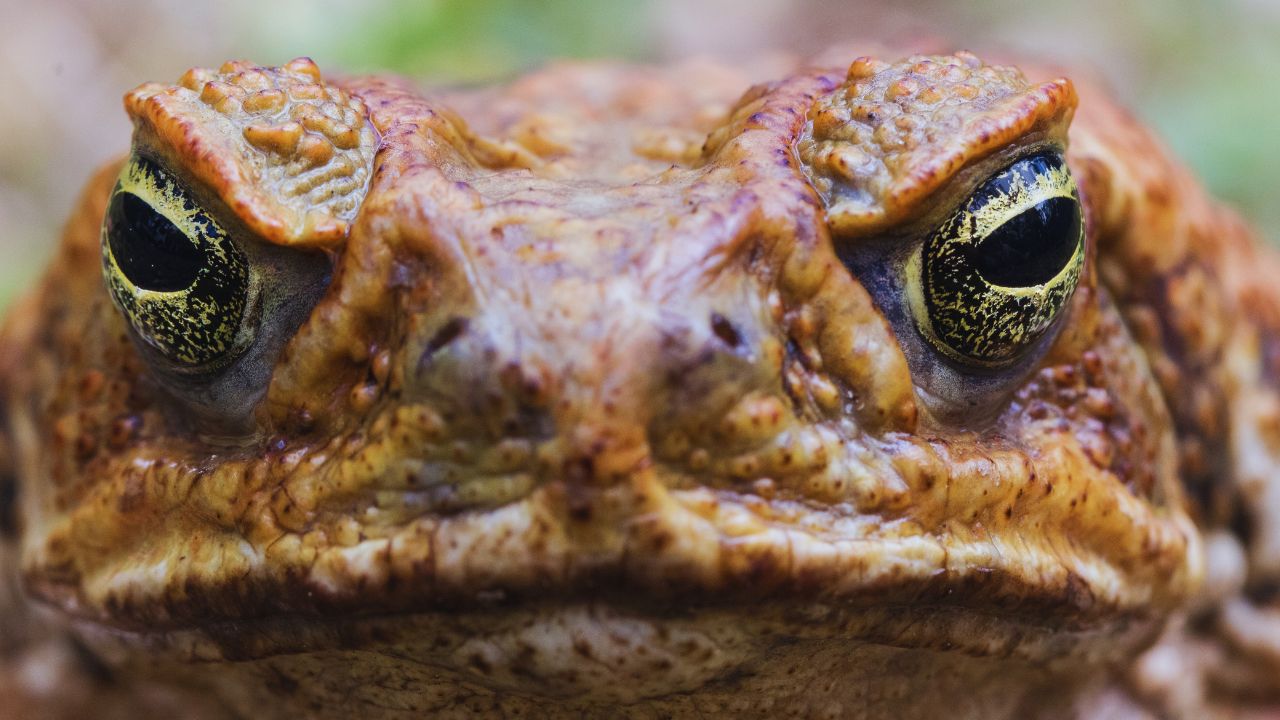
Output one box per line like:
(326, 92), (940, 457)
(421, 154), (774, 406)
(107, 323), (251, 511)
(1, 47), (1280, 719)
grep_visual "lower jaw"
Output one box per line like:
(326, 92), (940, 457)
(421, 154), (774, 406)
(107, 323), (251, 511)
(65, 598), (1166, 720)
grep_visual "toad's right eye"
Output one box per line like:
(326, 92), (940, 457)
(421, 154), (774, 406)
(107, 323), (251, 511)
(101, 154), (252, 371)
(904, 151), (1084, 368)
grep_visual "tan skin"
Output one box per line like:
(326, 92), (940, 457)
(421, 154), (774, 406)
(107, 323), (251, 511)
(2, 48), (1279, 718)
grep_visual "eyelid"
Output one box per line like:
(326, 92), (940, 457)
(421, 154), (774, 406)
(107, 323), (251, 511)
(964, 161), (1077, 240)
(116, 154), (211, 241)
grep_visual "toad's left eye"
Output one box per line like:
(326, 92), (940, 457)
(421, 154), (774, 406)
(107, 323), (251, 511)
(906, 151), (1084, 367)
(102, 155), (252, 370)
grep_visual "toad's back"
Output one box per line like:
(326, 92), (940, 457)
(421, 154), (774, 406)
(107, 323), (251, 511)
(3, 48), (1280, 719)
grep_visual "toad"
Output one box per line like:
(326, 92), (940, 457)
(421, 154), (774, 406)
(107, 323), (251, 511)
(3, 49), (1280, 718)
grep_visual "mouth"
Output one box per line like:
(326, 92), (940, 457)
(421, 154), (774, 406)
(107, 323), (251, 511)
(26, 412), (1200, 656)
(60, 585), (1170, 713)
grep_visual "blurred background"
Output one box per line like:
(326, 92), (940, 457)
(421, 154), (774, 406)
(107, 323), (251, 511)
(2, 0), (1278, 309)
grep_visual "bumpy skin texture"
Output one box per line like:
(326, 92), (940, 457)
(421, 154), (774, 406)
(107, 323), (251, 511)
(1, 48), (1279, 718)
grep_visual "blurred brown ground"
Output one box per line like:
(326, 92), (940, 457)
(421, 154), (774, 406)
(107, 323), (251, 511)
(1, 0), (1277, 308)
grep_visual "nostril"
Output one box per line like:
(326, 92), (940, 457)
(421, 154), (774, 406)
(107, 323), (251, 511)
(418, 316), (470, 375)
(426, 317), (469, 354)
(710, 312), (743, 350)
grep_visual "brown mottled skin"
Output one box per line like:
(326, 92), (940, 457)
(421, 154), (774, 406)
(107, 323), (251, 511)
(2, 47), (1279, 719)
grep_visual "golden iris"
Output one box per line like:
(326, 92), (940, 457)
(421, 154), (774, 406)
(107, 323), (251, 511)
(101, 155), (250, 369)
(905, 151), (1084, 366)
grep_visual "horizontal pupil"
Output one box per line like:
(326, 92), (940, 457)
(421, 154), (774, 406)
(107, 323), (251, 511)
(107, 191), (204, 291)
(970, 195), (1079, 287)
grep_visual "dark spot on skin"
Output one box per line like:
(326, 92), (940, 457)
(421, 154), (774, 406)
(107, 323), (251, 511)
(264, 665), (299, 695)
(467, 654), (492, 674)
(710, 313), (743, 349)
(676, 639), (705, 657)
(107, 415), (141, 449)
(75, 433), (96, 461)
(1061, 571), (1096, 611)
(424, 317), (469, 357)
(0, 471), (18, 539)
(1246, 578), (1280, 605)
(565, 456), (595, 484)
(568, 498), (593, 523)
(1230, 499), (1256, 552)
(68, 636), (114, 684)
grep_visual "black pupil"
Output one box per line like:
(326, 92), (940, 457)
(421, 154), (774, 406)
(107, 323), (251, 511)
(969, 156), (1081, 288)
(107, 191), (204, 292)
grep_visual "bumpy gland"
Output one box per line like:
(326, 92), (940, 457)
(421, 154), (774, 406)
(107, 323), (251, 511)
(124, 57), (379, 246)
(799, 52), (1076, 235)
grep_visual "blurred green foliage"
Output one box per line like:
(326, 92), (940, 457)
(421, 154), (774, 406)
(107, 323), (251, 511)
(1133, 4), (1280, 244)
(240, 0), (651, 80)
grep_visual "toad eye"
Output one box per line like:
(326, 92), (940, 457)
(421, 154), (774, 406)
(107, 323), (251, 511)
(905, 151), (1084, 367)
(101, 155), (252, 370)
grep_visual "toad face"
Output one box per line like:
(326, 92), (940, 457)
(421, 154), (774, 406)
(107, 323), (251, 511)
(3, 49), (1280, 719)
